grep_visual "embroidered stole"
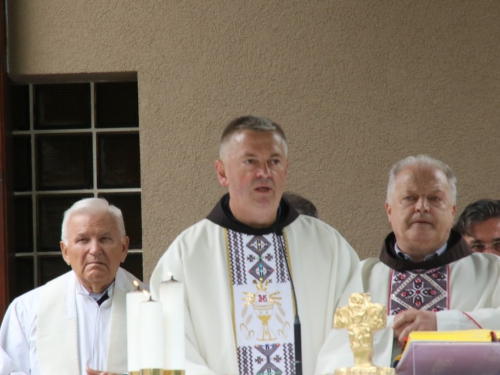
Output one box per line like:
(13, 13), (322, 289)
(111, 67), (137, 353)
(226, 229), (296, 375)
(37, 272), (128, 374)
(388, 265), (450, 315)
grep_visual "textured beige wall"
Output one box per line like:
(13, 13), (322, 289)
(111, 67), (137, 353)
(8, 1), (500, 282)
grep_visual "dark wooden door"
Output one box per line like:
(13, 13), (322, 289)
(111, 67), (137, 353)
(0, 0), (14, 320)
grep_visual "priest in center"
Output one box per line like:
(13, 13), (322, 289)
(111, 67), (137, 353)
(150, 115), (360, 375)
(0, 198), (147, 375)
(316, 155), (500, 374)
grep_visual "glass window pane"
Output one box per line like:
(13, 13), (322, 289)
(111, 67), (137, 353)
(12, 85), (30, 131)
(121, 253), (143, 281)
(34, 83), (91, 130)
(36, 134), (93, 190)
(98, 193), (142, 249)
(39, 256), (71, 285)
(97, 132), (140, 188)
(14, 196), (33, 253)
(14, 257), (34, 298)
(13, 135), (32, 191)
(38, 194), (93, 252)
(95, 82), (138, 128)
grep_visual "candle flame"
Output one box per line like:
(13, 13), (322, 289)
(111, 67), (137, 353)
(142, 289), (151, 300)
(133, 280), (140, 290)
(168, 271), (173, 279)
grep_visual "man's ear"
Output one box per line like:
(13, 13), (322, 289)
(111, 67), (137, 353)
(121, 236), (130, 263)
(60, 241), (71, 266)
(215, 159), (229, 187)
(385, 202), (392, 223)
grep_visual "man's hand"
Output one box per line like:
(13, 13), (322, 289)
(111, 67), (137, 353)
(393, 309), (437, 346)
(86, 366), (121, 375)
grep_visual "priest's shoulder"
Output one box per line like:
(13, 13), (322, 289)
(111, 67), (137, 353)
(290, 214), (347, 240)
(168, 218), (222, 245)
(462, 252), (500, 270)
(360, 257), (382, 269)
(5, 273), (66, 318)
(7, 271), (74, 311)
(8, 286), (44, 310)
(359, 257), (385, 276)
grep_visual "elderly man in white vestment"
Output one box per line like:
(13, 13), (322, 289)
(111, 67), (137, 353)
(315, 155), (500, 374)
(150, 115), (360, 375)
(0, 198), (147, 375)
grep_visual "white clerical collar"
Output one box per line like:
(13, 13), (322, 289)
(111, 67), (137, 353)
(77, 280), (115, 303)
(394, 242), (447, 262)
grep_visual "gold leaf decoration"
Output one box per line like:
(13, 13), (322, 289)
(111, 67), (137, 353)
(246, 314), (253, 325)
(276, 314), (284, 324)
(279, 306), (286, 316)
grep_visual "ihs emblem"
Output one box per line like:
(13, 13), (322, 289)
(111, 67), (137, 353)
(241, 278), (290, 341)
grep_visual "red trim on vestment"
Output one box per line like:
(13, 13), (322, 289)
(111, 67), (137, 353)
(388, 269), (394, 315)
(463, 312), (482, 329)
(446, 264), (450, 309)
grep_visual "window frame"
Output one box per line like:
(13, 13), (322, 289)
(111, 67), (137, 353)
(11, 81), (142, 297)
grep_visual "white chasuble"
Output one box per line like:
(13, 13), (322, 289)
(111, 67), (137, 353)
(37, 270), (130, 374)
(150, 194), (361, 375)
(227, 229), (296, 375)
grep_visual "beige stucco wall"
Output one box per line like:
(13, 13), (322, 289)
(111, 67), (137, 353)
(8, 1), (500, 282)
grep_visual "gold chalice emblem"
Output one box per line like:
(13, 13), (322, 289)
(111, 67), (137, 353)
(253, 293), (276, 341)
(243, 278), (282, 342)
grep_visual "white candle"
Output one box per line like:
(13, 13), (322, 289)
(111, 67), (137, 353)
(139, 292), (164, 369)
(159, 274), (185, 370)
(126, 281), (148, 372)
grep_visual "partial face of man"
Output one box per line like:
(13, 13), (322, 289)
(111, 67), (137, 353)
(385, 165), (456, 261)
(61, 212), (129, 293)
(216, 130), (289, 228)
(464, 218), (500, 256)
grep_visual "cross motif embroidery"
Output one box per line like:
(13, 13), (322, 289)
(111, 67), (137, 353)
(389, 265), (449, 315)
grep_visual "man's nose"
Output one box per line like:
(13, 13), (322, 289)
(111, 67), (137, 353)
(415, 198), (430, 212)
(89, 240), (102, 255)
(483, 247), (494, 254)
(255, 162), (271, 177)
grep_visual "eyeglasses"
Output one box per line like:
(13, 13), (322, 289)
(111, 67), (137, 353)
(470, 241), (500, 253)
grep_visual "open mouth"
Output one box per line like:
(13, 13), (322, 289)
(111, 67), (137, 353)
(255, 187), (271, 192)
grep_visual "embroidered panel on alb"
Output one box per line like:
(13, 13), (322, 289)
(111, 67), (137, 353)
(227, 229), (295, 375)
(389, 265), (449, 315)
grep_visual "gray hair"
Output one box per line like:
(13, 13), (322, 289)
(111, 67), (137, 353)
(219, 115), (288, 158)
(61, 198), (126, 245)
(454, 199), (500, 236)
(386, 155), (457, 204)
